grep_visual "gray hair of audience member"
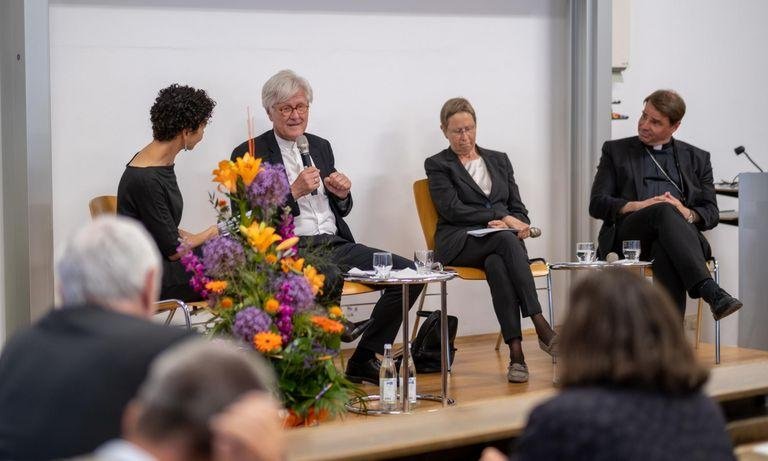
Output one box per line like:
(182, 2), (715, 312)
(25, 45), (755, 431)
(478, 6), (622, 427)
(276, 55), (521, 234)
(133, 338), (277, 457)
(262, 69), (314, 113)
(56, 215), (161, 307)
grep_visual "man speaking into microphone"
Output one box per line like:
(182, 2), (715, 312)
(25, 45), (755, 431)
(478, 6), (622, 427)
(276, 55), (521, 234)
(232, 70), (422, 385)
(425, 97), (557, 384)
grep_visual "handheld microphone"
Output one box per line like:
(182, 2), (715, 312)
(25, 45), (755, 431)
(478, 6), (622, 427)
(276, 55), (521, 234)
(529, 227), (542, 238)
(734, 145), (765, 172)
(296, 135), (317, 195)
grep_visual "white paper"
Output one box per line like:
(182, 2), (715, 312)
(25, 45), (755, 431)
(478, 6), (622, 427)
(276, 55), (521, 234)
(467, 228), (518, 237)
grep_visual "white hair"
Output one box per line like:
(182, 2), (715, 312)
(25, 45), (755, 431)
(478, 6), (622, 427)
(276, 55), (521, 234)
(261, 69), (313, 113)
(56, 215), (162, 306)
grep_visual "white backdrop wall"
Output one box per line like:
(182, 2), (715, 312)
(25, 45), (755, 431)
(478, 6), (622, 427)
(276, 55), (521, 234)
(612, 0), (768, 346)
(49, 1), (570, 338)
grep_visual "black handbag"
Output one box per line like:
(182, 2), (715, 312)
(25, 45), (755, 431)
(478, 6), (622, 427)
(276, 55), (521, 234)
(411, 310), (458, 373)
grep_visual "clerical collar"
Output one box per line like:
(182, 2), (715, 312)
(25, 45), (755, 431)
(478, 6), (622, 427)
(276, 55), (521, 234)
(644, 139), (674, 151)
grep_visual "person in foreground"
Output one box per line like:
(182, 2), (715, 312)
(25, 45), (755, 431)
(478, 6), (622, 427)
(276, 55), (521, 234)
(481, 270), (735, 461)
(0, 216), (193, 460)
(424, 97), (557, 383)
(590, 89), (741, 319)
(231, 69), (422, 385)
(87, 339), (285, 461)
(118, 83), (218, 302)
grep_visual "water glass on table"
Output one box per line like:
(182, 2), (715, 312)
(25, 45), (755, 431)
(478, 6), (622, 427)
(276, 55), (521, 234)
(373, 252), (393, 279)
(576, 242), (596, 263)
(622, 240), (641, 262)
(414, 250), (434, 274)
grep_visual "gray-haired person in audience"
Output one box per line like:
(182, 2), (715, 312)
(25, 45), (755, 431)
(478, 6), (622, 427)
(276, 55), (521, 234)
(481, 270), (734, 461)
(85, 339), (285, 461)
(0, 216), (193, 460)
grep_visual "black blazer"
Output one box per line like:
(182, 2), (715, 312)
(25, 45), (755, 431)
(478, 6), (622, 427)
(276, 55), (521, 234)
(231, 130), (355, 242)
(425, 146), (529, 264)
(589, 136), (718, 255)
(0, 305), (192, 460)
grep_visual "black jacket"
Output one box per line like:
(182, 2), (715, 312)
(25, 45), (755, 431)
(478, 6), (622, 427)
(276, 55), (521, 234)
(231, 130), (355, 242)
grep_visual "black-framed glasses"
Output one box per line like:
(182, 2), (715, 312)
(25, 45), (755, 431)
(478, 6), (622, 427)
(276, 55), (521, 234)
(275, 103), (309, 117)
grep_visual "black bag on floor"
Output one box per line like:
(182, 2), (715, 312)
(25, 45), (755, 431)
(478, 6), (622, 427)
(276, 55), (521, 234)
(411, 310), (458, 373)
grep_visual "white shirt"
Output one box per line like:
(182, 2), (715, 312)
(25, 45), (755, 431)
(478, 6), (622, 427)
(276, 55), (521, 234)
(465, 157), (493, 196)
(275, 134), (338, 236)
(92, 439), (156, 461)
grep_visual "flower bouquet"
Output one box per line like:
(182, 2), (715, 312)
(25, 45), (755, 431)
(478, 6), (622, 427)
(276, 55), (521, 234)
(180, 141), (359, 423)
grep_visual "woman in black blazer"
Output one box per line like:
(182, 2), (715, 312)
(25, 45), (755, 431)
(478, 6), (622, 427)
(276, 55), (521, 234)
(424, 98), (557, 383)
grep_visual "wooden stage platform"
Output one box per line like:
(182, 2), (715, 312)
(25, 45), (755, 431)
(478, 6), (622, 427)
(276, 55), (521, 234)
(285, 332), (768, 461)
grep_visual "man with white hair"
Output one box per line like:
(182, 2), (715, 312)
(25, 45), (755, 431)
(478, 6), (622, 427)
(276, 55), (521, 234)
(231, 70), (423, 385)
(0, 216), (193, 460)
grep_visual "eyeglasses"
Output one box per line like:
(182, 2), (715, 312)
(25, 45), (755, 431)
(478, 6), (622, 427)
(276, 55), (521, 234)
(448, 126), (476, 136)
(274, 103), (309, 117)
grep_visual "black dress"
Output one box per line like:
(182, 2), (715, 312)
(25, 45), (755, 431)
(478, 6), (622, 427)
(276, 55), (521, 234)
(117, 162), (200, 301)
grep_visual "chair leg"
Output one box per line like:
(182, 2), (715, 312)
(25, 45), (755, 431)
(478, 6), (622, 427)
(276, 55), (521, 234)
(411, 287), (429, 342)
(695, 299), (703, 349)
(713, 259), (721, 365)
(494, 332), (504, 351)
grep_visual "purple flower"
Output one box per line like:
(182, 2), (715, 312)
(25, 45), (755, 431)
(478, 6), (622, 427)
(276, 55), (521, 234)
(278, 208), (295, 239)
(247, 163), (290, 210)
(233, 307), (273, 342)
(179, 245), (209, 298)
(273, 274), (315, 312)
(202, 236), (245, 278)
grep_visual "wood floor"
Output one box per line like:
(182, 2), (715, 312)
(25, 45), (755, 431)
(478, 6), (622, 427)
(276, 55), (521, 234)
(333, 332), (768, 421)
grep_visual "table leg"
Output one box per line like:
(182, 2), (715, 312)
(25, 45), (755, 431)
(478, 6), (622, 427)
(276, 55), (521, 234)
(401, 284), (410, 413)
(440, 280), (449, 407)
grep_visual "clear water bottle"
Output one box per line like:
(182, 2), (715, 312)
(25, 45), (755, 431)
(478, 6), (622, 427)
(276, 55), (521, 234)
(399, 342), (418, 407)
(379, 344), (398, 411)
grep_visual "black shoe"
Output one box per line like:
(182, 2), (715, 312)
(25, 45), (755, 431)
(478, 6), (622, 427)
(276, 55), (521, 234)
(340, 318), (374, 343)
(709, 288), (743, 321)
(345, 357), (380, 385)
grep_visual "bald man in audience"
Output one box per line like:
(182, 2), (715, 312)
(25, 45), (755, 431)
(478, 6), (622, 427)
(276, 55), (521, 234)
(0, 216), (193, 460)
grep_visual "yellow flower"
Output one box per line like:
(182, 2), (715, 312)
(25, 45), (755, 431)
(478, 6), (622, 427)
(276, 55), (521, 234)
(303, 264), (325, 296)
(275, 236), (299, 252)
(311, 316), (344, 335)
(240, 221), (282, 253)
(281, 257), (305, 274)
(253, 331), (282, 353)
(212, 160), (238, 193)
(219, 297), (234, 309)
(264, 298), (280, 315)
(205, 280), (228, 294)
(235, 152), (262, 187)
(265, 253), (278, 265)
(328, 306), (343, 319)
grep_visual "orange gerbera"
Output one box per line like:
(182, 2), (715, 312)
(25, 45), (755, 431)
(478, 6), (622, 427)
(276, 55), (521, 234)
(253, 331), (282, 353)
(264, 298), (280, 315)
(303, 265), (325, 295)
(281, 257), (305, 274)
(205, 280), (228, 294)
(212, 160), (238, 193)
(219, 297), (234, 309)
(235, 152), (262, 187)
(265, 253), (278, 265)
(328, 306), (343, 319)
(240, 221), (282, 253)
(311, 316), (344, 335)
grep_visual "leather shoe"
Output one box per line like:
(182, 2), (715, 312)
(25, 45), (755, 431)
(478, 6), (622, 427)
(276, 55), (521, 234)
(340, 318), (374, 343)
(709, 288), (743, 321)
(345, 357), (380, 385)
(538, 333), (559, 357)
(507, 362), (529, 383)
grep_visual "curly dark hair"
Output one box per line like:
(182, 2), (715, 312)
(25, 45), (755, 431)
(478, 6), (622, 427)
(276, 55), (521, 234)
(150, 84), (216, 141)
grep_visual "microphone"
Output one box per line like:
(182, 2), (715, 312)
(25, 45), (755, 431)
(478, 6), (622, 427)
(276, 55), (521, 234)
(296, 135), (318, 195)
(734, 145), (764, 172)
(605, 252), (620, 264)
(529, 227), (542, 238)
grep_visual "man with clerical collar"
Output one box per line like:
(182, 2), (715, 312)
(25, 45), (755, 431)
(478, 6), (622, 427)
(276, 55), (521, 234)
(589, 89), (742, 320)
(231, 69), (423, 385)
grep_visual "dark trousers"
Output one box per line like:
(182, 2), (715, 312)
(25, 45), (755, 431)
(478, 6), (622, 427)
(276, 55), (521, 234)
(300, 234), (423, 354)
(617, 203), (712, 315)
(448, 231), (542, 342)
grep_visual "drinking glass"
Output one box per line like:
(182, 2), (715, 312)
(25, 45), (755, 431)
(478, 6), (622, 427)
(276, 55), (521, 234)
(576, 242), (596, 263)
(622, 240), (641, 262)
(373, 252), (393, 278)
(414, 250), (434, 274)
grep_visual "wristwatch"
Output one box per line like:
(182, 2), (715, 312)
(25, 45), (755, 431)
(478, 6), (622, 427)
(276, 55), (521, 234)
(686, 209), (696, 224)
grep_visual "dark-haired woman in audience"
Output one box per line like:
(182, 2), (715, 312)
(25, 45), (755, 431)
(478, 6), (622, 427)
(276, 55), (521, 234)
(481, 269), (734, 461)
(425, 97), (557, 383)
(118, 84), (217, 302)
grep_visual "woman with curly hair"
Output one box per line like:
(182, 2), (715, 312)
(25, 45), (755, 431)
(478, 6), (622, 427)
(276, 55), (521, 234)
(118, 84), (217, 301)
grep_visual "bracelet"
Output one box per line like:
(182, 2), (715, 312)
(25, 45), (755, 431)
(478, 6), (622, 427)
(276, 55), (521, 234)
(686, 209), (695, 224)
